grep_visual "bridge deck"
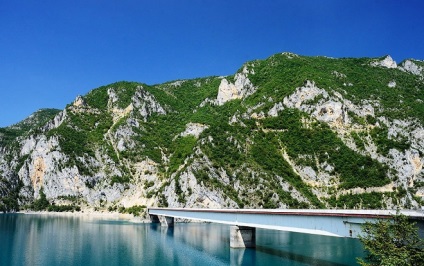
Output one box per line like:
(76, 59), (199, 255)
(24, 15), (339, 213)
(148, 208), (424, 238)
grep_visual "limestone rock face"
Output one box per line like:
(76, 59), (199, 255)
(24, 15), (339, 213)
(216, 67), (256, 105)
(283, 80), (328, 110)
(73, 95), (86, 107)
(281, 79), (379, 131)
(216, 79), (241, 105)
(18, 135), (86, 199)
(114, 122), (136, 152)
(20, 136), (36, 156)
(399, 60), (423, 76)
(371, 55), (397, 68)
(381, 119), (424, 188)
(412, 127), (424, 151)
(268, 102), (284, 117)
(282, 80), (349, 128)
(132, 86), (166, 121)
(389, 149), (423, 187)
(42, 110), (67, 131)
(313, 101), (348, 126)
(107, 88), (134, 123)
(180, 123), (209, 138)
(388, 81), (396, 88)
(162, 153), (239, 209)
(282, 52), (299, 59)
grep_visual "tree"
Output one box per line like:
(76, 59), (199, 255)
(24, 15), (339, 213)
(32, 188), (50, 211)
(358, 213), (424, 266)
(0, 178), (23, 213)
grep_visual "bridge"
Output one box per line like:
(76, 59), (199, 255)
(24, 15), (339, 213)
(148, 208), (424, 248)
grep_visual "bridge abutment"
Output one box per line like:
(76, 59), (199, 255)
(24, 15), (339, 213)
(230, 226), (256, 248)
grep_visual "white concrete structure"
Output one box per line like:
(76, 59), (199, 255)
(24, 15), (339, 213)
(148, 208), (424, 248)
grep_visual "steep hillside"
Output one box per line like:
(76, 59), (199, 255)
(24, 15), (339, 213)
(0, 109), (61, 146)
(1, 52), (423, 215)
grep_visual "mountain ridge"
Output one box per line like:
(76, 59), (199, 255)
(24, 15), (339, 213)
(1, 52), (423, 216)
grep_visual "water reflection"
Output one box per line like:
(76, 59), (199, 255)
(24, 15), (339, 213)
(256, 229), (363, 265)
(1, 214), (364, 266)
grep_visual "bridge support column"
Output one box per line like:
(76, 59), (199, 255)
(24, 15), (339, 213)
(230, 226), (256, 248)
(149, 214), (160, 223)
(162, 216), (174, 227)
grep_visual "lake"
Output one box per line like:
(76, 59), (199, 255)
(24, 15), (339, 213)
(0, 214), (364, 265)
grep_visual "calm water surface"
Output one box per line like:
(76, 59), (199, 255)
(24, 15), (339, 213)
(0, 214), (364, 265)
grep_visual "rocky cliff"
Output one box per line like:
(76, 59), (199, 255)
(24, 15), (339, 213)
(1, 53), (423, 215)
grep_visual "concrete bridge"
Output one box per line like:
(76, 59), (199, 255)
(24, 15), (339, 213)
(148, 208), (424, 248)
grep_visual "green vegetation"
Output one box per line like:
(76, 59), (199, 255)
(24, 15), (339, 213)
(0, 178), (23, 212)
(328, 192), (386, 209)
(370, 126), (411, 155)
(31, 189), (80, 212)
(85, 81), (142, 110)
(358, 213), (424, 266)
(84, 85), (110, 110)
(47, 204), (81, 212)
(351, 132), (366, 151)
(168, 136), (197, 175)
(31, 188), (50, 211)
(262, 109), (390, 189)
(0, 127), (24, 147)
(117, 205), (146, 216)
(194, 168), (246, 208)
(250, 131), (322, 208)
(247, 54), (424, 124)
(0, 108), (60, 147)
(110, 175), (131, 186)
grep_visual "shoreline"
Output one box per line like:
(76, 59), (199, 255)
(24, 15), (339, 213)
(14, 210), (151, 223)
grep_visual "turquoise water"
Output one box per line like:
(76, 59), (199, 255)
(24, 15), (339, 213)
(0, 214), (364, 265)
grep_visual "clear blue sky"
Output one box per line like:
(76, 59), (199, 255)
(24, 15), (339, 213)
(1, 0), (423, 127)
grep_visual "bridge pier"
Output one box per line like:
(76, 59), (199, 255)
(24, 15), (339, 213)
(150, 214), (160, 223)
(163, 216), (174, 227)
(230, 226), (256, 248)
(149, 214), (174, 227)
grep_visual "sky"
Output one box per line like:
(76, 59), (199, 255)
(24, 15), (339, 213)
(1, 0), (423, 127)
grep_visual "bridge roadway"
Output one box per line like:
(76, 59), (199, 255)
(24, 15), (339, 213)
(148, 208), (424, 248)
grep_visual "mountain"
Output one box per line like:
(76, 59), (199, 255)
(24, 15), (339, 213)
(1, 52), (423, 215)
